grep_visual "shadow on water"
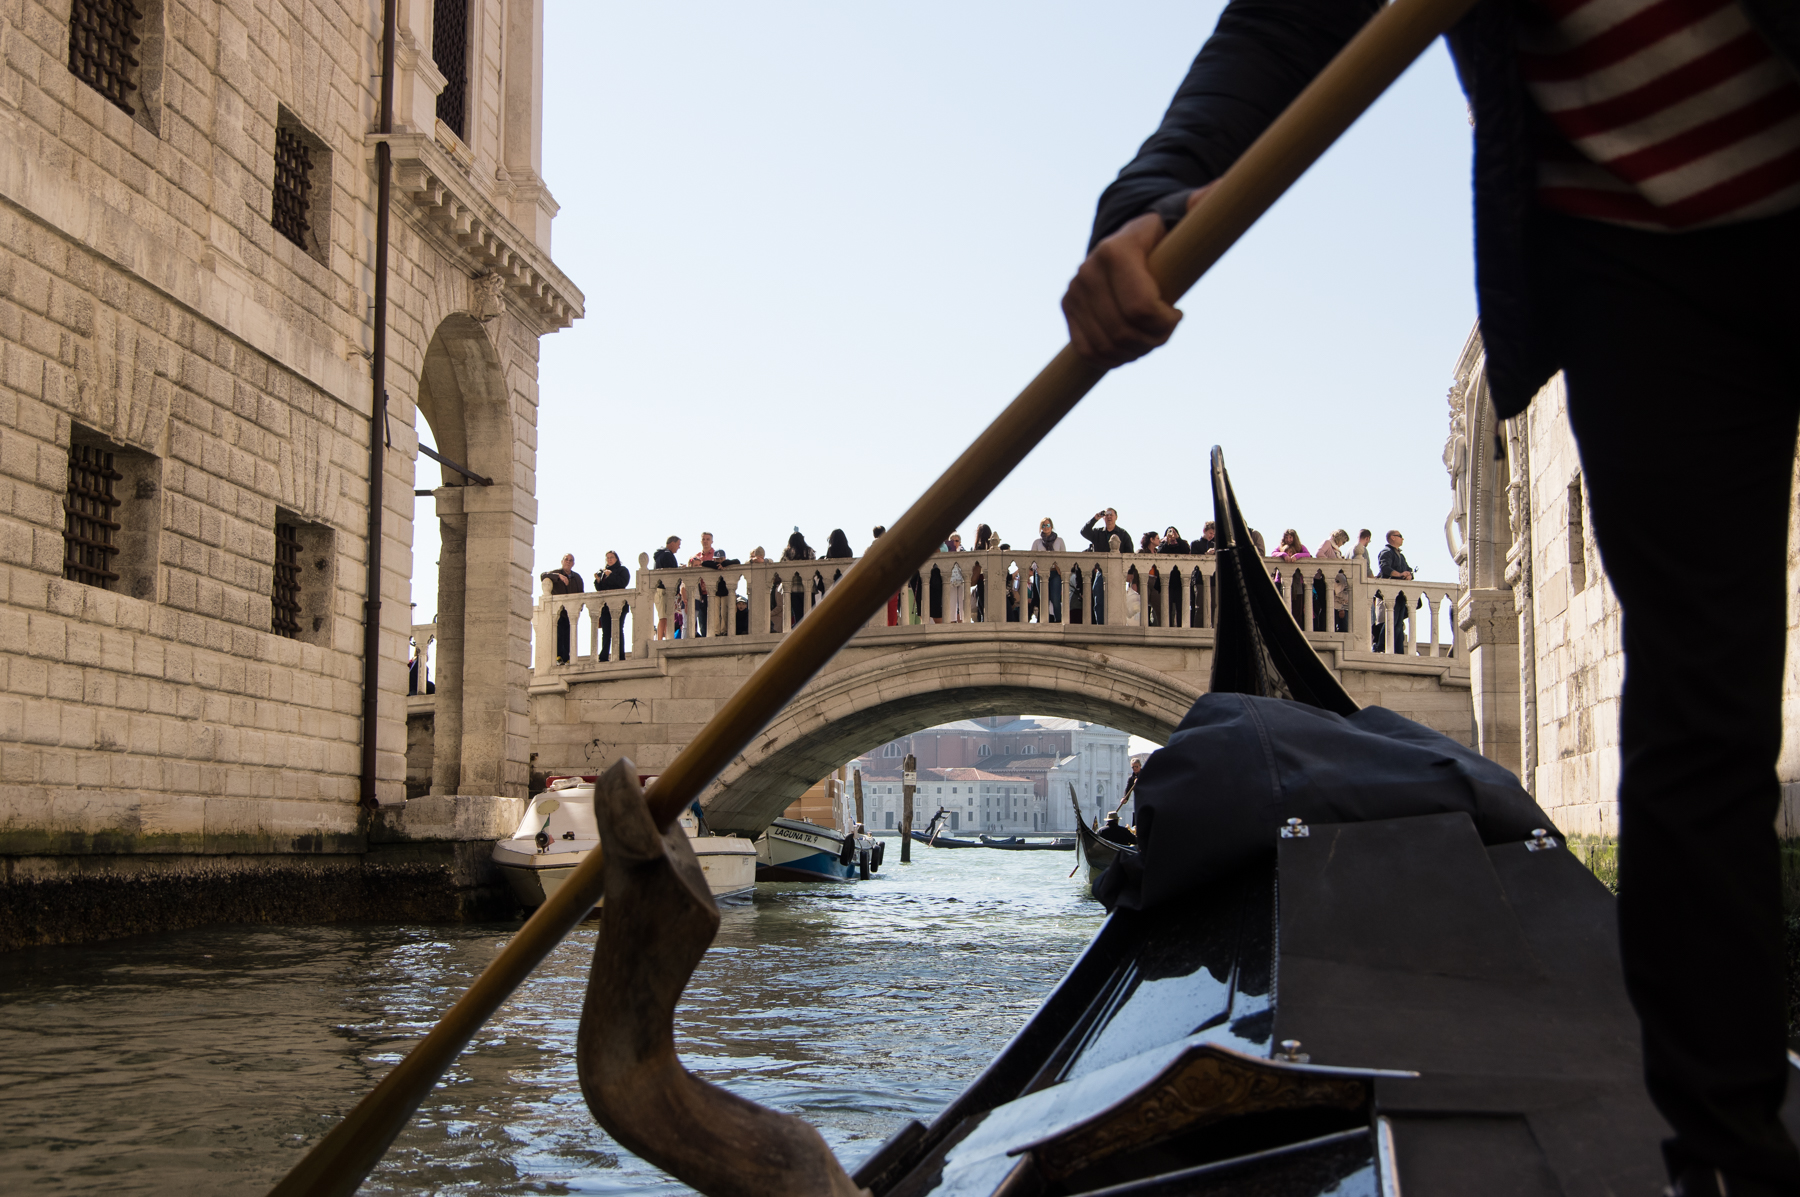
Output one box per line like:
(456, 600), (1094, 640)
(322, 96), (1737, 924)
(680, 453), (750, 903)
(0, 846), (1102, 1194)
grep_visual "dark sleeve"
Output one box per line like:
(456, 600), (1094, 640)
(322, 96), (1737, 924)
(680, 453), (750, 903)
(1079, 517), (1104, 549)
(1089, 0), (1383, 248)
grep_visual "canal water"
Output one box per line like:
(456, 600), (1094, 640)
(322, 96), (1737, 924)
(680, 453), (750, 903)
(0, 845), (1105, 1194)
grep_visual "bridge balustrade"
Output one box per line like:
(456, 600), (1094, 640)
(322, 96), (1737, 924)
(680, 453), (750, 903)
(528, 550), (1462, 677)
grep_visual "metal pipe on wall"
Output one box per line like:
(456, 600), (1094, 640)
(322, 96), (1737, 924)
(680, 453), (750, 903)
(358, 0), (399, 810)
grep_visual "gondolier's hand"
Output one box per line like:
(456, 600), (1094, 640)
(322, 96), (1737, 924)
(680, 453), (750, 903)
(1062, 185), (1213, 367)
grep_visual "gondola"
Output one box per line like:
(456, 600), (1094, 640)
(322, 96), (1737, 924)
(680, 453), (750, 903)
(831, 449), (1701, 1197)
(978, 835), (1076, 852)
(907, 828), (983, 849)
(1068, 790), (1136, 887)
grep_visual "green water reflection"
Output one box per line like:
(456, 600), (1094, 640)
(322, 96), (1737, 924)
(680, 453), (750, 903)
(0, 845), (1103, 1194)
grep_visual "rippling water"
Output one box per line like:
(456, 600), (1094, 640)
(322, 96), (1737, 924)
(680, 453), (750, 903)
(0, 846), (1105, 1194)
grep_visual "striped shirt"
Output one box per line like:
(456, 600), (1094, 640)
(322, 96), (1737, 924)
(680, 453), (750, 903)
(1521, 0), (1800, 230)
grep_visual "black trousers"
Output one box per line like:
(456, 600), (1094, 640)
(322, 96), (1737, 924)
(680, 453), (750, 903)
(1542, 207), (1800, 1190)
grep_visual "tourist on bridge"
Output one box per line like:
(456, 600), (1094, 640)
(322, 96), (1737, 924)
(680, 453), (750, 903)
(1063, 2), (1800, 1180)
(1191, 521), (1217, 555)
(541, 553), (583, 664)
(780, 530), (815, 561)
(1158, 526), (1189, 554)
(1139, 530), (1160, 553)
(1272, 529), (1311, 561)
(825, 529), (854, 559)
(1030, 519), (1066, 623)
(1351, 529), (1372, 566)
(688, 533), (715, 636)
(1376, 530), (1415, 657)
(592, 551), (629, 662)
(1080, 508), (1132, 553)
(651, 536), (680, 641)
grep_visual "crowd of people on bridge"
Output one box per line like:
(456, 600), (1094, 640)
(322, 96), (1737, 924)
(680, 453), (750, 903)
(533, 509), (1425, 662)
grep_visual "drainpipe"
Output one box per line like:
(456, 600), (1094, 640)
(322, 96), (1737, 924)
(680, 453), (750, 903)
(359, 0), (399, 809)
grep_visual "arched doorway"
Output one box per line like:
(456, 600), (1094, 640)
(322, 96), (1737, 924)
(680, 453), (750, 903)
(413, 314), (531, 798)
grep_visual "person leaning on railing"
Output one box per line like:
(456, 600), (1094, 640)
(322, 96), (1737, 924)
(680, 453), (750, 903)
(651, 536), (680, 641)
(592, 551), (630, 662)
(1060, 0), (1800, 1182)
(541, 553), (582, 664)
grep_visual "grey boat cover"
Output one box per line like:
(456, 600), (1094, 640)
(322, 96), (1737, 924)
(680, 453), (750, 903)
(1097, 692), (1557, 911)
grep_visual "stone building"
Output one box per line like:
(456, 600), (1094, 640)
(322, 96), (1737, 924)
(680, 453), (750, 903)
(1448, 326), (1800, 836)
(852, 716), (1133, 833)
(859, 768), (1044, 835)
(0, 0), (582, 945)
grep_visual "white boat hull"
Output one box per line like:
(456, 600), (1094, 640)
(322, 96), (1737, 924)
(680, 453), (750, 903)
(492, 782), (757, 909)
(753, 818), (879, 882)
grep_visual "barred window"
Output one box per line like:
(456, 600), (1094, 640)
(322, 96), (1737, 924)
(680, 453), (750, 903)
(272, 124), (313, 251)
(68, 0), (144, 116)
(433, 0), (469, 140)
(272, 521), (302, 638)
(64, 444), (123, 588)
(272, 512), (336, 645)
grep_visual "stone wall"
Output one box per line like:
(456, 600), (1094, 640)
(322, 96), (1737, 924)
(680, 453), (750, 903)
(0, 0), (580, 944)
(1515, 375), (1624, 836)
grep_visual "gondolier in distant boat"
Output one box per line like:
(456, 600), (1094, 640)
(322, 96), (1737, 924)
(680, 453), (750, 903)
(1096, 811), (1137, 848)
(1062, 0), (1800, 1185)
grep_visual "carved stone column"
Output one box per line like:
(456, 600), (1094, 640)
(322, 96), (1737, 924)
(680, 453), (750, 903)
(1459, 588), (1522, 775)
(456, 481), (531, 797)
(431, 489), (468, 795)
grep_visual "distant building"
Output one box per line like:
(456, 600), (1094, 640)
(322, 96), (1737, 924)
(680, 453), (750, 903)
(852, 716), (1133, 833)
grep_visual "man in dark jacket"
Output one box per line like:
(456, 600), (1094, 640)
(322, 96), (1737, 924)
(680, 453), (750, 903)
(1079, 508), (1133, 553)
(1377, 531), (1414, 655)
(1061, 2), (1800, 1193)
(542, 553), (582, 664)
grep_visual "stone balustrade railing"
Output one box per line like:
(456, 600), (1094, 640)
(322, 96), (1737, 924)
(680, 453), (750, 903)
(529, 550), (1462, 679)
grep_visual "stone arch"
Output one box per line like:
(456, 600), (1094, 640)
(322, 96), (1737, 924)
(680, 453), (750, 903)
(699, 643), (1200, 834)
(412, 314), (532, 798)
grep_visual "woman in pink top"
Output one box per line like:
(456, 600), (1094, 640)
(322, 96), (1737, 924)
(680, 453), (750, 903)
(1272, 529), (1311, 560)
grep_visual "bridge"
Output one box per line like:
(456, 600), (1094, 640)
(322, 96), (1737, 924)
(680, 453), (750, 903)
(407, 549), (1472, 835)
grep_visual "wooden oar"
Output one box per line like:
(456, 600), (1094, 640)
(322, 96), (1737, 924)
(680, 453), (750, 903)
(269, 0), (1476, 1190)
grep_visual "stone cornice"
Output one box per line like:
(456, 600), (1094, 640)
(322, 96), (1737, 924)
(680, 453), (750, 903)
(372, 133), (584, 332)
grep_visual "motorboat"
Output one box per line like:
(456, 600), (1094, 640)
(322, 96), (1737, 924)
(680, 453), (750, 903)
(754, 817), (883, 881)
(493, 776), (756, 907)
(978, 835), (1075, 851)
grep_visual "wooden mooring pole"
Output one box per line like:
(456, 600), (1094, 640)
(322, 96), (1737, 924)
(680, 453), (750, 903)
(853, 768), (864, 827)
(901, 753), (916, 863)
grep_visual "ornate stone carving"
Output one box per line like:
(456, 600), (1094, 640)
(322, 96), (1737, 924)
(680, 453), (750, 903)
(470, 272), (507, 322)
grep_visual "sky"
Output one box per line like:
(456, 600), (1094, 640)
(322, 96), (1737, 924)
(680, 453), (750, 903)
(414, 0), (1479, 619)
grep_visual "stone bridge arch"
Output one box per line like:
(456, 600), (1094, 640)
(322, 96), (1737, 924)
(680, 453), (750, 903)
(699, 642), (1201, 835)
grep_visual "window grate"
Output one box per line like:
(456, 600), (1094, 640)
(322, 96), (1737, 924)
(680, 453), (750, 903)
(64, 444), (123, 588)
(273, 522), (302, 638)
(68, 0), (144, 116)
(272, 125), (313, 250)
(433, 0), (469, 140)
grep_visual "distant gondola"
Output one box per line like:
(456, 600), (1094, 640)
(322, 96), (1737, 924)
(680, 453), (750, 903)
(1069, 798), (1134, 886)
(906, 828), (982, 849)
(977, 835), (1075, 851)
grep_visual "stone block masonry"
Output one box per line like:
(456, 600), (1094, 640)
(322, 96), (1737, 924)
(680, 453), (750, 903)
(0, 0), (581, 947)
